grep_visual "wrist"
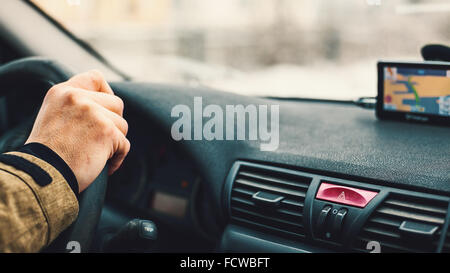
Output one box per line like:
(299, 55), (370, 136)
(18, 142), (79, 197)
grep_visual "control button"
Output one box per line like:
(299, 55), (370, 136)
(316, 205), (332, 233)
(331, 208), (348, 239)
(316, 182), (378, 208)
(140, 220), (158, 240)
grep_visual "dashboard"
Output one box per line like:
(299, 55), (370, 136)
(103, 103), (219, 252)
(107, 130), (199, 220)
(102, 81), (450, 253)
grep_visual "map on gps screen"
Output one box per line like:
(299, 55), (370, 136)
(383, 66), (450, 117)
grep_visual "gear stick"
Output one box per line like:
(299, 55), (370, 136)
(102, 219), (158, 252)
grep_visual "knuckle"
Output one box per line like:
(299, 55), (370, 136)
(122, 119), (129, 135)
(78, 100), (93, 113)
(125, 138), (131, 152)
(89, 69), (103, 78)
(119, 136), (131, 155)
(88, 69), (104, 84)
(115, 96), (125, 113)
(46, 83), (65, 99)
(120, 137), (131, 156)
(97, 118), (114, 136)
(63, 89), (81, 106)
(46, 86), (58, 98)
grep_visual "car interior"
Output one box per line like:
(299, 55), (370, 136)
(0, 0), (449, 254)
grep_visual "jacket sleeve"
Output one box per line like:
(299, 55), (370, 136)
(0, 144), (79, 253)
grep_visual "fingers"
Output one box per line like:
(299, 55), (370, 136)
(67, 70), (114, 94)
(108, 129), (131, 175)
(70, 87), (124, 116)
(59, 70), (130, 175)
(94, 104), (129, 174)
(98, 106), (128, 136)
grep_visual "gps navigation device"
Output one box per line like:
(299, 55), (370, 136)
(377, 61), (450, 126)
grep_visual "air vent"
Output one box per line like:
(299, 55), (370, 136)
(353, 193), (449, 253)
(229, 164), (312, 241)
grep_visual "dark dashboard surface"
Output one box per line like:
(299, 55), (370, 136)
(111, 81), (450, 225)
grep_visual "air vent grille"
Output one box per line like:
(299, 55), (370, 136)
(354, 193), (449, 253)
(229, 164), (312, 240)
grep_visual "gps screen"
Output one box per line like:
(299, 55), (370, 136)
(383, 66), (450, 117)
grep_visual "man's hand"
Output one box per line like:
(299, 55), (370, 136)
(25, 70), (130, 192)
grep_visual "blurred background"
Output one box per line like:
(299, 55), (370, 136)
(31, 0), (450, 100)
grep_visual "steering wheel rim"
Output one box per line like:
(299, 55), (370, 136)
(0, 57), (108, 253)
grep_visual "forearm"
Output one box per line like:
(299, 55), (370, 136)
(0, 144), (79, 252)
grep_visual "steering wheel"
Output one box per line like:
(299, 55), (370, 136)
(0, 57), (108, 253)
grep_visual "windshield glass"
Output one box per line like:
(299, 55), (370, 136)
(32, 0), (450, 100)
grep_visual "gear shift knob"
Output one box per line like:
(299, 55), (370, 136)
(102, 219), (158, 252)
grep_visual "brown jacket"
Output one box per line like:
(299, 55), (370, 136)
(0, 151), (78, 252)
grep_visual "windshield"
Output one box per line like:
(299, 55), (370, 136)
(31, 0), (450, 100)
